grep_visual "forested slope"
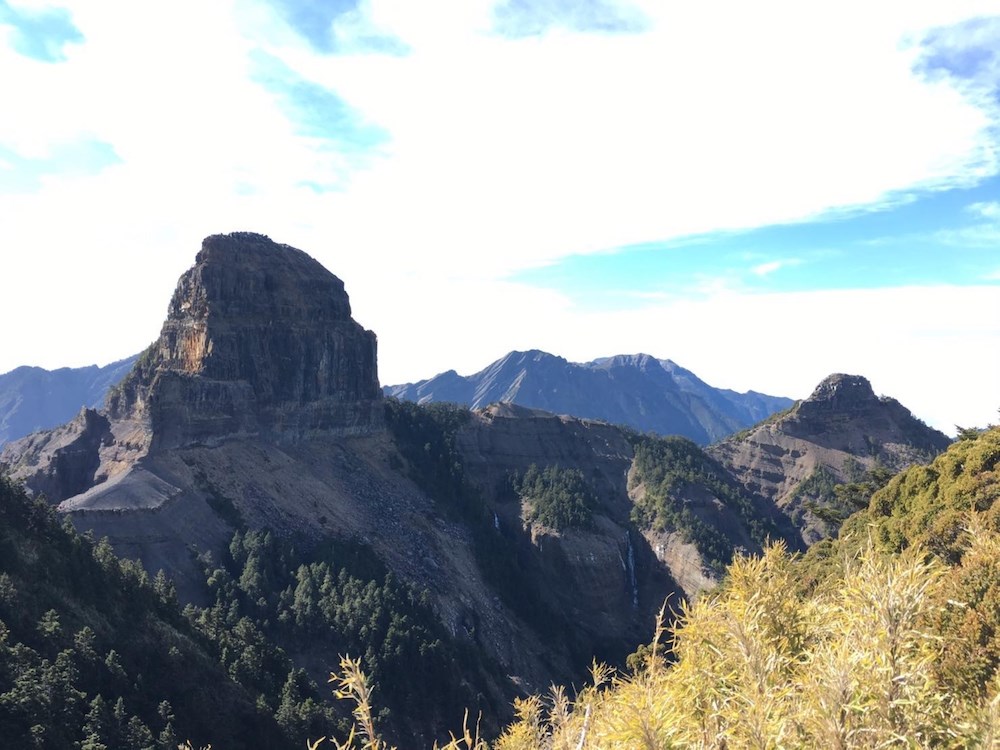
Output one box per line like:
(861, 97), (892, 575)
(321, 427), (1000, 749)
(0, 475), (289, 749)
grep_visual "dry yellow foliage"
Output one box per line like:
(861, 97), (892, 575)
(320, 538), (1000, 749)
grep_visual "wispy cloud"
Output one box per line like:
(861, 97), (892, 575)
(935, 224), (1000, 247)
(916, 16), (1000, 89)
(967, 200), (1000, 219)
(0, 0), (82, 63)
(265, 0), (408, 55)
(933, 198), (1000, 246)
(751, 258), (801, 277)
(0, 139), (119, 192)
(250, 50), (389, 152)
(493, 0), (648, 38)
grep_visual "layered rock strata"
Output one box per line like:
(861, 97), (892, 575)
(710, 373), (951, 543)
(107, 232), (382, 448)
(1, 232), (383, 500)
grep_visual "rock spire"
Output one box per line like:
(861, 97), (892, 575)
(105, 231), (383, 446)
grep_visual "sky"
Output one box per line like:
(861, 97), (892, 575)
(0, 0), (998, 436)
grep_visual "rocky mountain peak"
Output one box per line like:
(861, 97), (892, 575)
(709, 371), (951, 545)
(106, 232), (383, 446)
(590, 353), (659, 370)
(175, 232), (354, 335)
(800, 373), (877, 413)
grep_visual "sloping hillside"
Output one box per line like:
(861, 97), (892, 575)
(0, 475), (292, 748)
(325, 427), (1000, 750)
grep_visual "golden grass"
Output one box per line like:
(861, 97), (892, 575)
(318, 537), (1000, 749)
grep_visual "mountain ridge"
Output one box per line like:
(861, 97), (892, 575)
(385, 349), (794, 445)
(709, 372), (952, 544)
(0, 234), (696, 735)
(0, 355), (138, 446)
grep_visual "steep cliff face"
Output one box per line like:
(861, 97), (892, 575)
(2, 233), (384, 502)
(107, 232), (382, 447)
(3, 234), (623, 710)
(709, 373), (951, 544)
(453, 404), (680, 656)
(7, 233), (940, 735)
(456, 403), (635, 503)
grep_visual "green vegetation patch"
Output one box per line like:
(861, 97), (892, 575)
(515, 464), (596, 531)
(191, 528), (505, 746)
(843, 425), (1000, 562)
(800, 427), (1000, 702)
(626, 433), (788, 573)
(384, 398), (472, 513)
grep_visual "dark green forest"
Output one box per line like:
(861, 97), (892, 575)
(0, 475), (286, 749)
(0, 471), (504, 748)
(514, 464), (596, 531)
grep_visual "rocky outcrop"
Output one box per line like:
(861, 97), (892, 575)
(3, 233), (384, 503)
(456, 403), (635, 503)
(11, 234), (939, 725)
(1, 233), (595, 697)
(385, 350), (792, 445)
(107, 232), (382, 448)
(709, 373), (951, 544)
(1, 407), (111, 500)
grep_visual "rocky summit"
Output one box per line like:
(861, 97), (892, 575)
(710, 373), (952, 544)
(0, 233), (689, 726)
(107, 231), (383, 448)
(1, 233), (383, 501)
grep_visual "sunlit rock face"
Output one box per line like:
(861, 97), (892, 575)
(3, 232), (384, 502)
(107, 232), (383, 447)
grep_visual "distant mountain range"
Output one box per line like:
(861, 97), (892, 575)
(0, 355), (139, 446)
(385, 350), (794, 445)
(0, 350), (790, 450)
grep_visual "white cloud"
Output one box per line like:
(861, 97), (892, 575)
(967, 201), (1000, 219)
(751, 258), (801, 277)
(1, 0), (999, 435)
(5, 1), (995, 276)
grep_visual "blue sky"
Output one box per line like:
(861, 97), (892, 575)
(515, 176), (1000, 307)
(0, 0), (998, 434)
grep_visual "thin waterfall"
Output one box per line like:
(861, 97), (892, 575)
(625, 531), (638, 608)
